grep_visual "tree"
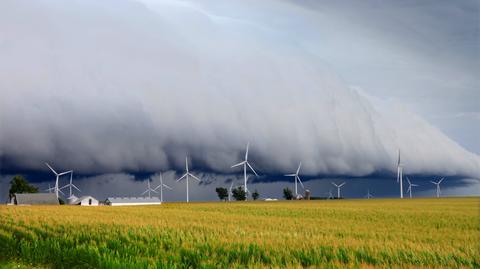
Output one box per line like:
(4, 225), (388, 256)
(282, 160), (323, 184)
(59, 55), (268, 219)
(251, 189), (260, 200)
(215, 187), (228, 201)
(283, 188), (293, 200)
(232, 186), (246, 201)
(9, 175), (38, 200)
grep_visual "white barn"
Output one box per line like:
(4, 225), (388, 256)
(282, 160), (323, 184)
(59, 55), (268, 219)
(69, 196), (99, 206)
(106, 197), (161, 206)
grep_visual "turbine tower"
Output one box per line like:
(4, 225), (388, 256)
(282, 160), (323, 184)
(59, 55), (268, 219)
(176, 157), (202, 203)
(430, 177), (445, 198)
(45, 163), (71, 199)
(153, 173), (172, 203)
(60, 171), (81, 199)
(141, 179), (158, 199)
(331, 182), (346, 198)
(284, 162), (304, 198)
(45, 184), (54, 194)
(406, 177), (419, 199)
(228, 181), (234, 202)
(396, 150), (404, 199)
(365, 189), (373, 199)
(231, 143), (258, 197)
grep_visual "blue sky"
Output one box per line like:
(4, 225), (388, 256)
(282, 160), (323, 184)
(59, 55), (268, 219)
(0, 0), (478, 201)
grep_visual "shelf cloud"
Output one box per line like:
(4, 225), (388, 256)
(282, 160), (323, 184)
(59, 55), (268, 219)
(0, 0), (479, 179)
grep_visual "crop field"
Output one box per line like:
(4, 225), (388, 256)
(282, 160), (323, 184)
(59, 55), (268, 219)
(0, 198), (478, 268)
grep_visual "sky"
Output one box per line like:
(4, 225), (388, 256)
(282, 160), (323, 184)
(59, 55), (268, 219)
(0, 0), (479, 202)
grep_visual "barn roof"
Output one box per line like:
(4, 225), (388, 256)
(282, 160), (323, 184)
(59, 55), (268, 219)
(106, 197), (161, 203)
(15, 193), (59, 205)
(77, 196), (98, 201)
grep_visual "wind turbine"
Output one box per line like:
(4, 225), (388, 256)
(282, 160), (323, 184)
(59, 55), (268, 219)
(331, 182), (346, 198)
(141, 179), (158, 199)
(231, 143), (258, 197)
(45, 163), (71, 199)
(406, 177), (419, 199)
(45, 184), (53, 193)
(284, 162), (304, 198)
(153, 173), (172, 203)
(365, 189), (373, 199)
(430, 177), (445, 198)
(176, 157), (202, 203)
(396, 150), (404, 199)
(60, 171), (81, 199)
(228, 181), (234, 202)
(326, 189), (334, 200)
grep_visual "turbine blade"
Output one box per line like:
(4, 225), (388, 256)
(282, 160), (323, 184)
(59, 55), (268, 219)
(245, 142), (249, 160)
(247, 162), (258, 176)
(438, 177), (445, 184)
(231, 161), (246, 168)
(331, 182), (338, 187)
(284, 174), (296, 177)
(59, 185), (69, 190)
(176, 173), (187, 182)
(151, 189), (158, 193)
(141, 190), (149, 195)
(45, 163), (58, 175)
(163, 184), (173, 190)
(430, 181), (436, 184)
(72, 184), (81, 192)
(406, 177), (411, 185)
(58, 189), (66, 196)
(339, 182), (346, 187)
(297, 176), (304, 189)
(189, 173), (202, 182)
(296, 162), (302, 174)
(58, 170), (72, 176)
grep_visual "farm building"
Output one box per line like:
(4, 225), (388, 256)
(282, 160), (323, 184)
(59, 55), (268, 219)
(69, 196), (99, 206)
(12, 193), (59, 205)
(67, 195), (79, 205)
(106, 197), (161, 206)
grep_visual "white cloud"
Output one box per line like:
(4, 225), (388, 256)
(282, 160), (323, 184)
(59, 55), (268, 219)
(0, 0), (478, 180)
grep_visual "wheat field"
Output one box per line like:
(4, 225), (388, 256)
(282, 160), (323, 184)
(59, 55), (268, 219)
(0, 198), (478, 268)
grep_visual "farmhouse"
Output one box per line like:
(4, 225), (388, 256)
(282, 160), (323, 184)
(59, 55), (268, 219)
(12, 193), (59, 205)
(106, 197), (161, 206)
(69, 196), (99, 206)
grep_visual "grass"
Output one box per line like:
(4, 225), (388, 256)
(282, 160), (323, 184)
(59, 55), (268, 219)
(0, 198), (478, 268)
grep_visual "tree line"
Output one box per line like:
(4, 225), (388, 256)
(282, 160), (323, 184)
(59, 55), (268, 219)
(215, 186), (297, 201)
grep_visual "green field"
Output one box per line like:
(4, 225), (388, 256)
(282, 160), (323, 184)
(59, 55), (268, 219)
(0, 198), (478, 268)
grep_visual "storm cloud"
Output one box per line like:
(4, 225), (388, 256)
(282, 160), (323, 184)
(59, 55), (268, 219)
(0, 0), (479, 179)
